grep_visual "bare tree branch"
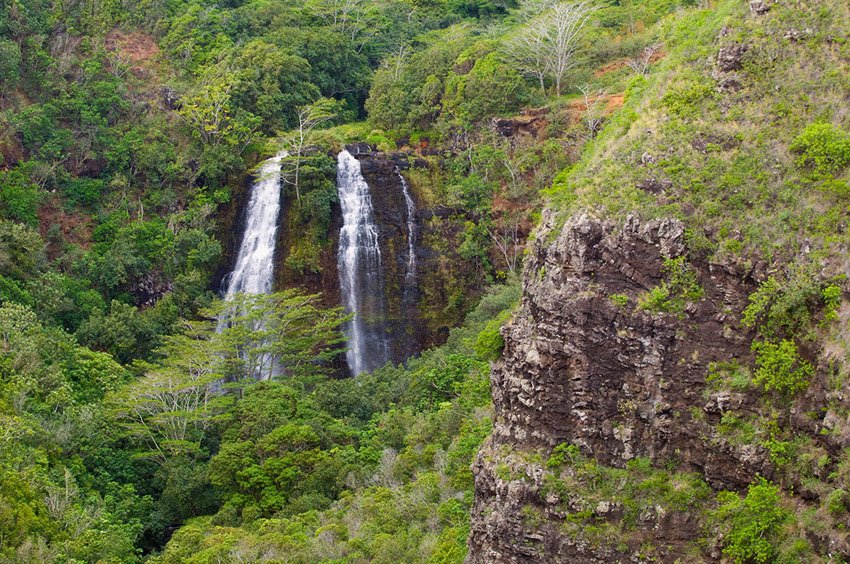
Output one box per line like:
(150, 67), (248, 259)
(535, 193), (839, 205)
(626, 42), (661, 76)
(505, 0), (597, 96)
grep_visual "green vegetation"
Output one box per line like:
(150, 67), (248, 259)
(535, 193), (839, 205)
(2, 0), (849, 561)
(637, 256), (703, 314)
(751, 339), (813, 399)
(148, 282), (518, 562)
(539, 443), (712, 547)
(711, 478), (799, 564)
(791, 122), (850, 176)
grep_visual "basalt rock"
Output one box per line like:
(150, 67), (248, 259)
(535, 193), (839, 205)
(749, 0), (771, 15)
(466, 213), (781, 562)
(355, 149), (424, 364)
(717, 43), (748, 72)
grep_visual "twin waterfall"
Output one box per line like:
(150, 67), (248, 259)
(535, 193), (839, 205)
(336, 150), (418, 375)
(221, 148), (418, 378)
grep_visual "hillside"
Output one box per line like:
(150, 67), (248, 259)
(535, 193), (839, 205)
(2, 0), (850, 563)
(470, 0), (850, 561)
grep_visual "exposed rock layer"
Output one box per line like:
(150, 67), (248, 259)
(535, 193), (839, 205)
(467, 213), (783, 562)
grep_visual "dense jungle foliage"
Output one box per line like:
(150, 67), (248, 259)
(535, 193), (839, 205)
(7, 0), (848, 562)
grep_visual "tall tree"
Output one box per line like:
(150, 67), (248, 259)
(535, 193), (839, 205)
(110, 320), (225, 462)
(281, 97), (341, 203)
(505, 0), (596, 95)
(214, 290), (349, 383)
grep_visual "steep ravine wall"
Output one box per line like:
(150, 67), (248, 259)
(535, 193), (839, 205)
(466, 213), (846, 562)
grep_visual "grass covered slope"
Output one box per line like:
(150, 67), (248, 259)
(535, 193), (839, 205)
(550, 0), (850, 264)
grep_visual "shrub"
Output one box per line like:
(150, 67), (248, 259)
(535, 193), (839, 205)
(821, 284), (842, 323)
(713, 478), (790, 564)
(742, 275), (824, 339)
(638, 284), (672, 312)
(0, 38), (21, 84)
(63, 177), (105, 209)
(826, 489), (850, 517)
(661, 73), (714, 116)
(609, 293), (629, 307)
(751, 339), (813, 398)
(790, 123), (850, 175)
(0, 170), (41, 225)
(705, 360), (751, 391)
(638, 257), (702, 313)
(474, 310), (510, 361)
(546, 443), (582, 469)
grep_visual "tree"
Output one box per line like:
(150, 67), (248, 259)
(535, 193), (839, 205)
(213, 290), (349, 383)
(0, 220), (44, 279)
(506, 0), (596, 95)
(577, 83), (606, 137)
(110, 320), (225, 462)
(177, 66), (260, 153)
(443, 51), (530, 123)
(504, 11), (549, 93)
(487, 215), (522, 276)
(626, 42), (661, 76)
(281, 98), (341, 203)
(307, 0), (379, 49)
(230, 40), (319, 133)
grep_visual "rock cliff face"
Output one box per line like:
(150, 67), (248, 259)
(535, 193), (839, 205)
(466, 213), (794, 562)
(353, 147), (426, 364)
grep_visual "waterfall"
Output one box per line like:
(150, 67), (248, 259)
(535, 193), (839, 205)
(337, 150), (390, 376)
(396, 168), (417, 288)
(222, 152), (286, 298)
(218, 151), (286, 381)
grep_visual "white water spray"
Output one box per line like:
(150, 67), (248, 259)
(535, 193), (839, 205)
(396, 168), (417, 286)
(218, 151), (286, 380)
(222, 152), (286, 298)
(337, 150), (390, 375)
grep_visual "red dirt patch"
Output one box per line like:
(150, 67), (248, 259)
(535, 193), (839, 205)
(594, 59), (628, 78)
(38, 198), (94, 256)
(593, 49), (666, 78)
(105, 30), (160, 64)
(562, 92), (625, 125)
(605, 93), (625, 112)
(105, 30), (160, 79)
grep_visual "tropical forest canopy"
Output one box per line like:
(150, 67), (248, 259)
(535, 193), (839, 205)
(6, 0), (849, 562)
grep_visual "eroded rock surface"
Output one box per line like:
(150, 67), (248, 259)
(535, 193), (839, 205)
(467, 213), (775, 563)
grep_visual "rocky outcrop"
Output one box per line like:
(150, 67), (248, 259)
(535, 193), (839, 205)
(467, 213), (780, 562)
